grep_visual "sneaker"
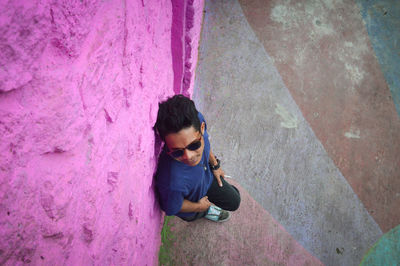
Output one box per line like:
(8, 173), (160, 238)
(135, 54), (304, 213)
(204, 205), (231, 222)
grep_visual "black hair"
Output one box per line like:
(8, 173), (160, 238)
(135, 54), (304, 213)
(154, 94), (200, 141)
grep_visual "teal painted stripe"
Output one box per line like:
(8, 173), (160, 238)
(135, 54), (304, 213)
(360, 224), (400, 265)
(357, 0), (400, 117)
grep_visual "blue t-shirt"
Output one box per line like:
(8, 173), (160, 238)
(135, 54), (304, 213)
(156, 112), (214, 217)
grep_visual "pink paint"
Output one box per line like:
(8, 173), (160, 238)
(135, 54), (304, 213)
(0, 0), (204, 264)
(171, 0), (204, 97)
(171, 0), (185, 95)
(183, 0), (204, 97)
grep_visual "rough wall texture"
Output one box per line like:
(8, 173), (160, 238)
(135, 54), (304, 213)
(0, 0), (204, 265)
(171, 0), (204, 97)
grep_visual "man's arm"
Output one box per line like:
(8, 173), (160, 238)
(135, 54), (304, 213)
(180, 196), (211, 212)
(209, 149), (218, 166)
(209, 149), (225, 187)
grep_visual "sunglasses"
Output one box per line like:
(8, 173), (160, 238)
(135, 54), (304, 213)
(167, 136), (202, 158)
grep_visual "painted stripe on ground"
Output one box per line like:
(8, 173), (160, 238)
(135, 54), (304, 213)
(239, 0), (400, 233)
(164, 180), (323, 265)
(193, 1), (382, 265)
(361, 224), (400, 265)
(357, 0), (400, 117)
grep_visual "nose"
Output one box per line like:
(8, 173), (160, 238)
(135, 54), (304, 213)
(182, 149), (195, 161)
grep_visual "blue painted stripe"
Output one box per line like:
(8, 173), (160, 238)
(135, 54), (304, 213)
(357, 0), (400, 117)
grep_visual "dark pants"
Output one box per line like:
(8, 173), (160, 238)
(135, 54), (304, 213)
(180, 177), (241, 222)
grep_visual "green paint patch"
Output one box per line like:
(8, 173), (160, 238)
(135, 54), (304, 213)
(158, 216), (176, 266)
(360, 224), (400, 265)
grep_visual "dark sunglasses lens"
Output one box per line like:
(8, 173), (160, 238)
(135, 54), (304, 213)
(169, 139), (201, 158)
(187, 140), (201, 151)
(171, 150), (184, 158)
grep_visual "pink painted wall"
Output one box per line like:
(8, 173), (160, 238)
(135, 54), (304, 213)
(0, 0), (204, 265)
(171, 0), (204, 96)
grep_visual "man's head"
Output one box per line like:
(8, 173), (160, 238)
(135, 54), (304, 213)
(154, 95), (205, 166)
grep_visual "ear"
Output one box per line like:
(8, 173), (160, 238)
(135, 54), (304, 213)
(200, 122), (205, 135)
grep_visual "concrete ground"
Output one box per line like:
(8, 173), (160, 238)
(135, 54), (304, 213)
(162, 0), (400, 265)
(161, 180), (323, 265)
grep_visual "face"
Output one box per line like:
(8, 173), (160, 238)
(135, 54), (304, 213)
(165, 123), (205, 166)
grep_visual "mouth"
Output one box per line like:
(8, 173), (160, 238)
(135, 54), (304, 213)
(184, 156), (200, 166)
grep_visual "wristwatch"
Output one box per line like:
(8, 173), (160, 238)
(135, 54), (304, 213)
(209, 158), (220, 171)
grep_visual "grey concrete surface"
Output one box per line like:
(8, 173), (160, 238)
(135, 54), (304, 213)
(192, 1), (382, 265)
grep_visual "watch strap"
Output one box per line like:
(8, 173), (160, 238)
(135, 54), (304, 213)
(209, 158), (220, 171)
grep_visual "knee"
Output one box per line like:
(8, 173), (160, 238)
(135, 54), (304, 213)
(227, 190), (241, 211)
(231, 197), (241, 211)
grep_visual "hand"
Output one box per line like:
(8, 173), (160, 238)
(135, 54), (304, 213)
(198, 196), (211, 212)
(212, 168), (225, 187)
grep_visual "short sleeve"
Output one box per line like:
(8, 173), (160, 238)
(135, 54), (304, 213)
(198, 112), (207, 132)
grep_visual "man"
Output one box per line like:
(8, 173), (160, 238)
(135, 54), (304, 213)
(154, 94), (240, 222)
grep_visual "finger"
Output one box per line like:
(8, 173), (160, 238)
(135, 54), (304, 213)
(217, 176), (223, 187)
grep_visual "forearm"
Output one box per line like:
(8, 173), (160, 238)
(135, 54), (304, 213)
(209, 149), (224, 186)
(209, 149), (218, 166)
(181, 199), (209, 212)
(180, 199), (206, 213)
